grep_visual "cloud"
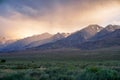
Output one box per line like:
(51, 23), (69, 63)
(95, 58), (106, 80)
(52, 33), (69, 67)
(0, 0), (120, 39)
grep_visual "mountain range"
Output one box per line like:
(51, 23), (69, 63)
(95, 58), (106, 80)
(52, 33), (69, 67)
(0, 33), (70, 51)
(0, 24), (120, 52)
(79, 29), (120, 49)
(35, 24), (120, 50)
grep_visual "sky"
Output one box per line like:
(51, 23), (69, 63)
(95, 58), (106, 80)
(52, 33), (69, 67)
(0, 0), (120, 39)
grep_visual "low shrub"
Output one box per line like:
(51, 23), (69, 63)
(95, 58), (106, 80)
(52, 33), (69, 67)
(1, 73), (34, 80)
(76, 67), (120, 80)
(0, 59), (6, 63)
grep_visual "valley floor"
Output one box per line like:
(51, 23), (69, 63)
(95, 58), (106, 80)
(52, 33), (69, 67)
(0, 48), (120, 80)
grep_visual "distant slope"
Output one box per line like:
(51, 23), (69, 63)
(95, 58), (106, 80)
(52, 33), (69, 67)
(0, 37), (16, 51)
(1, 40), (16, 48)
(91, 24), (120, 40)
(1, 33), (52, 51)
(66, 24), (103, 42)
(0, 37), (6, 49)
(1, 24), (120, 52)
(79, 29), (120, 49)
(26, 33), (70, 48)
(36, 24), (103, 49)
(36, 25), (120, 50)
(0, 37), (6, 45)
(1, 33), (70, 52)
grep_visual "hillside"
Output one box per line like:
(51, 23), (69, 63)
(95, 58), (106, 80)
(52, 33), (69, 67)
(0, 33), (70, 52)
(79, 29), (120, 49)
(1, 33), (52, 51)
(91, 24), (120, 40)
(0, 24), (120, 52)
(36, 24), (104, 49)
(26, 33), (70, 48)
(36, 25), (120, 50)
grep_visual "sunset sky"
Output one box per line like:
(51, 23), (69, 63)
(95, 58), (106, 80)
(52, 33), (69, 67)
(0, 0), (120, 39)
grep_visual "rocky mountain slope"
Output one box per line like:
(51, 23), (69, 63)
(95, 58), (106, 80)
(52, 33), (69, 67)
(91, 24), (120, 40)
(26, 33), (70, 48)
(36, 24), (103, 49)
(79, 29), (120, 49)
(1, 24), (120, 52)
(0, 33), (52, 51)
(1, 33), (69, 51)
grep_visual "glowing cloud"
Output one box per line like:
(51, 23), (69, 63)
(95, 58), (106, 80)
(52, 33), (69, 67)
(0, 0), (120, 39)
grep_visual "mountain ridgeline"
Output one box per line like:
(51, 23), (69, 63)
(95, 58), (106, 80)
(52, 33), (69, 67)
(0, 24), (120, 52)
(36, 24), (120, 50)
(0, 33), (70, 52)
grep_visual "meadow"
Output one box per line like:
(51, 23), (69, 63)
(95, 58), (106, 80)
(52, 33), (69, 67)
(0, 48), (120, 80)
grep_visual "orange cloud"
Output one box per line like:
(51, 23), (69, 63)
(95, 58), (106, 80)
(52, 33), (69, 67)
(0, 0), (120, 39)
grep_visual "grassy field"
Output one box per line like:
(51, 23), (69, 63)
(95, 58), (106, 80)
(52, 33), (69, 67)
(0, 48), (120, 80)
